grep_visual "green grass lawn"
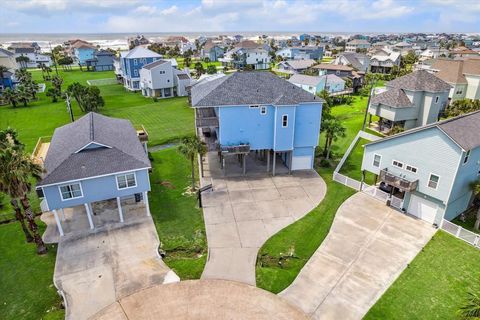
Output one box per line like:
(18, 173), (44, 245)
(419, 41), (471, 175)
(339, 137), (377, 185)
(148, 148), (207, 279)
(452, 209), (480, 235)
(365, 231), (480, 319)
(0, 221), (64, 320)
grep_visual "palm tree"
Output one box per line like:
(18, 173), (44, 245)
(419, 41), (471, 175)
(15, 85), (31, 107)
(2, 88), (18, 108)
(0, 65), (8, 78)
(322, 116), (346, 160)
(0, 148), (46, 253)
(459, 290), (480, 319)
(178, 136), (206, 190)
(469, 179), (480, 230)
(14, 68), (31, 83)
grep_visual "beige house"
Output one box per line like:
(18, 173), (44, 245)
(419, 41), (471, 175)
(429, 58), (480, 101)
(0, 48), (18, 70)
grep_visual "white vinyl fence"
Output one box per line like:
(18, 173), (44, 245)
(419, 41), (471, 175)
(86, 78), (117, 86)
(441, 219), (480, 249)
(362, 185), (391, 202)
(333, 172), (362, 190)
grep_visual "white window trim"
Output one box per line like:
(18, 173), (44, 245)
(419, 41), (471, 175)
(463, 150), (471, 165)
(392, 159), (404, 168)
(58, 182), (84, 201)
(427, 173), (440, 190)
(373, 153), (382, 168)
(116, 172), (137, 190)
(282, 114), (288, 128)
(260, 106), (267, 115)
(406, 165), (418, 174)
(133, 59), (138, 65)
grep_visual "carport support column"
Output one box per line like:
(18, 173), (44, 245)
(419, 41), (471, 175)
(117, 197), (124, 223)
(84, 203), (94, 230)
(266, 150), (270, 172)
(243, 154), (246, 176)
(52, 209), (64, 236)
(144, 191), (151, 217)
(272, 152), (276, 176)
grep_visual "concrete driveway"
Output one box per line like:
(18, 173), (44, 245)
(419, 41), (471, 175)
(280, 192), (436, 320)
(42, 200), (178, 320)
(92, 279), (308, 320)
(200, 152), (326, 285)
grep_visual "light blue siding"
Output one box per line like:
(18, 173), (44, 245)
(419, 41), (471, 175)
(75, 48), (95, 65)
(294, 103), (322, 148)
(274, 106), (295, 151)
(42, 169), (150, 210)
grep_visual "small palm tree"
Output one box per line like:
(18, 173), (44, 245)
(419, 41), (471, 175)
(322, 116), (346, 160)
(459, 290), (480, 319)
(0, 148), (46, 253)
(2, 88), (18, 108)
(470, 179), (480, 230)
(15, 85), (31, 107)
(178, 136), (206, 191)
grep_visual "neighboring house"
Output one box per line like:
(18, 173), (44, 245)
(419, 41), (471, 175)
(289, 74), (345, 95)
(11, 47), (52, 68)
(70, 40), (97, 65)
(369, 48), (401, 74)
(419, 48), (449, 60)
(275, 59), (316, 74)
(139, 59), (192, 98)
(367, 70), (451, 132)
(361, 111), (480, 225)
(128, 35), (150, 49)
(201, 41), (224, 61)
(345, 39), (371, 52)
(428, 58), (480, 101)
(191, 72), (323, 173)
(313, 63), (364, 92)
(34, 113), (152, 235)
(334, 52), (370, 72)
(451, 46), (479, 59)
(276, 46), (324, 60)
(119, 47), (162, 91)
(0, 70), (14, 91)
(0, 48), (18, 70)
(393, 41), (413, 55)
(220, 47), (270, 70)
(85, 50), (115, 72)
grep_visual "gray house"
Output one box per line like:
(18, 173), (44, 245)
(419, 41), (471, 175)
(85, 50), (115, 72)
(139, 59), (192, 98)
(368, 70), (451, 133)
(362, 111), (480, 225)
(35, 113), (151, 236)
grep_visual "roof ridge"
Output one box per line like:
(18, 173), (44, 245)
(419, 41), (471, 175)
(90, 113), (94, 141)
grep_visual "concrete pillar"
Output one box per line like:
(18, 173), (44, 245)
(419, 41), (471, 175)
(84, 203), (94, 229)
(266, 150), (270, 172)
(144, 191), (151, 217)
(243, 154), (246, 176)
(117, 197), (124, 223)
(272, 152), (277, 176)
(60, 208), (66, 220)
(288, 151), (293, 175)
(52, 209), (64, 236)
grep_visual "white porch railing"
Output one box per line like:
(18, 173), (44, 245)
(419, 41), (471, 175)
(390, 195), (404, 210)
(441, 219), (480, 249)
(333, 172), (362, 190)
(362, 185), (390, 202)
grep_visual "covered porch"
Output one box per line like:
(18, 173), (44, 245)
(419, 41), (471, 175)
(42, 193), (151, 243)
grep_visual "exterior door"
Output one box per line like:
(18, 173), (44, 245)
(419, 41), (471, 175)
(291, 155), (312, 170)
(408, 194), (438, 224)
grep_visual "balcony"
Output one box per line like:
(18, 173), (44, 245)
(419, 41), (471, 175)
(134, 125), (149, 143)
(379, 169), (418, 192)
(32, 136), (52, 166)
(196, 108), (219, 128)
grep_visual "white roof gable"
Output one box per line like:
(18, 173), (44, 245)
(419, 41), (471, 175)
(125, 46), (161, 59)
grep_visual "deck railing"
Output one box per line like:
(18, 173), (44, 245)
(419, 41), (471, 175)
(32, 136), (52, 165)
(380, 169), (418, 192)
(134, 125), (149, 143)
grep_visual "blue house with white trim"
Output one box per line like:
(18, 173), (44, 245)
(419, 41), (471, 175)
(191, 72), (323, 174)
(119, 47), (162, 91)
(361, 111), (480, 226)
(35, 113), (151, 236)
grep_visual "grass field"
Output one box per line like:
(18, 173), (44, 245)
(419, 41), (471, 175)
(148, 148), (207, 279)
(365, 231), (480, 319)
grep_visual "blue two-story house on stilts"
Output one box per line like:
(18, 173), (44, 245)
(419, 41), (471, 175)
(35, 113), (151, 236)
(119, 47), (162, 91)
(191, 72), (323, 175)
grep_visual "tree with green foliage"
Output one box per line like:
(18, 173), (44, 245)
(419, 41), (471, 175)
(184, 56), (192, 68)
(206, 65), (217, 74)
(57, 56), (74, 71)
(178, 136), (206, 190)
(0, 145), (46, 254)
(15, 85), (32, 107)
(387, 125), (405, 136)
(444, 99), (480, 118)
(194, 62), (205, 78)
(459, 290), (480, 319)
(66, 82), (104, 112)
(46, 75), (63, 102)
(469, 179), (480, 230)
(15, 55), (30, 68)
(321, 116), (346, 160)
(2, 88), (18, 108)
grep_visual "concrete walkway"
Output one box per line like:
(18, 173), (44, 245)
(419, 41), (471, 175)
(42, 200), (179, 320)
(92, 279), (308, 320)
(200, 152), (327, 285)
(280, 192), (436, 320)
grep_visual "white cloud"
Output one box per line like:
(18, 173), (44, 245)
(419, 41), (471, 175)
(161, 5), (178, 15)
(134, 5), (158, 15)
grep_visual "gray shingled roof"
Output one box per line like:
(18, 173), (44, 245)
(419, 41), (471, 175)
(38, 113), (150, 186)
(371, 88), (414, 108)
(142, 59), (168, 70)
(386, 70), (451, 92)
(366, 110), (480, 151)
(191, 72), (321, 107)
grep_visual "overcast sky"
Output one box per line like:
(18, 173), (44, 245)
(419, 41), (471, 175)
(1, 0), (479, 34)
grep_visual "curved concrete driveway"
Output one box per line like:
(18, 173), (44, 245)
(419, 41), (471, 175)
(92, 279), (308, 320)
(280, 192), (436, 320)
(200, 152), (326, 285)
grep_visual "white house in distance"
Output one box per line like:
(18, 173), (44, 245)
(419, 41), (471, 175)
(139, 59), (192, 98)
(345, 39), (371, 52)
(289, 74), (346, 95)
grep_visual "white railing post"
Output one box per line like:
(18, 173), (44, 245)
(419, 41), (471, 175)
(455, 226), (462, 237)
(474, 236), (479, 247)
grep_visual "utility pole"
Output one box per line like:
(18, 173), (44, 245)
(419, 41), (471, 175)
(65, 92), (74, 122)
(49, 42), (59, 76)
(362, 78), (376, 131)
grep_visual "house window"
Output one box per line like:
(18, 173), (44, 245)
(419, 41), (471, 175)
(373, 154), (381, 168)
(282, 114), (288, 128)
(392, 160), (404, 168)
(133, 59), (138, 65)
(249, 105), (259, 109)
(117, 173), (137, 189)
(406, 165), (418, 173)
(59, 183), (83, 200)
(456, 89), (463, 95)
(435, 96), (439, 104)
(428, 173), (440, 189)
(260, 106), (267, 115)
(134, 69), (138, 77)
(464, 150), (471, 164)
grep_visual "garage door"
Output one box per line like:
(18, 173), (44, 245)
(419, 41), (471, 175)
(408, 195), (438, 224)
(291, 155), (312, 170)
